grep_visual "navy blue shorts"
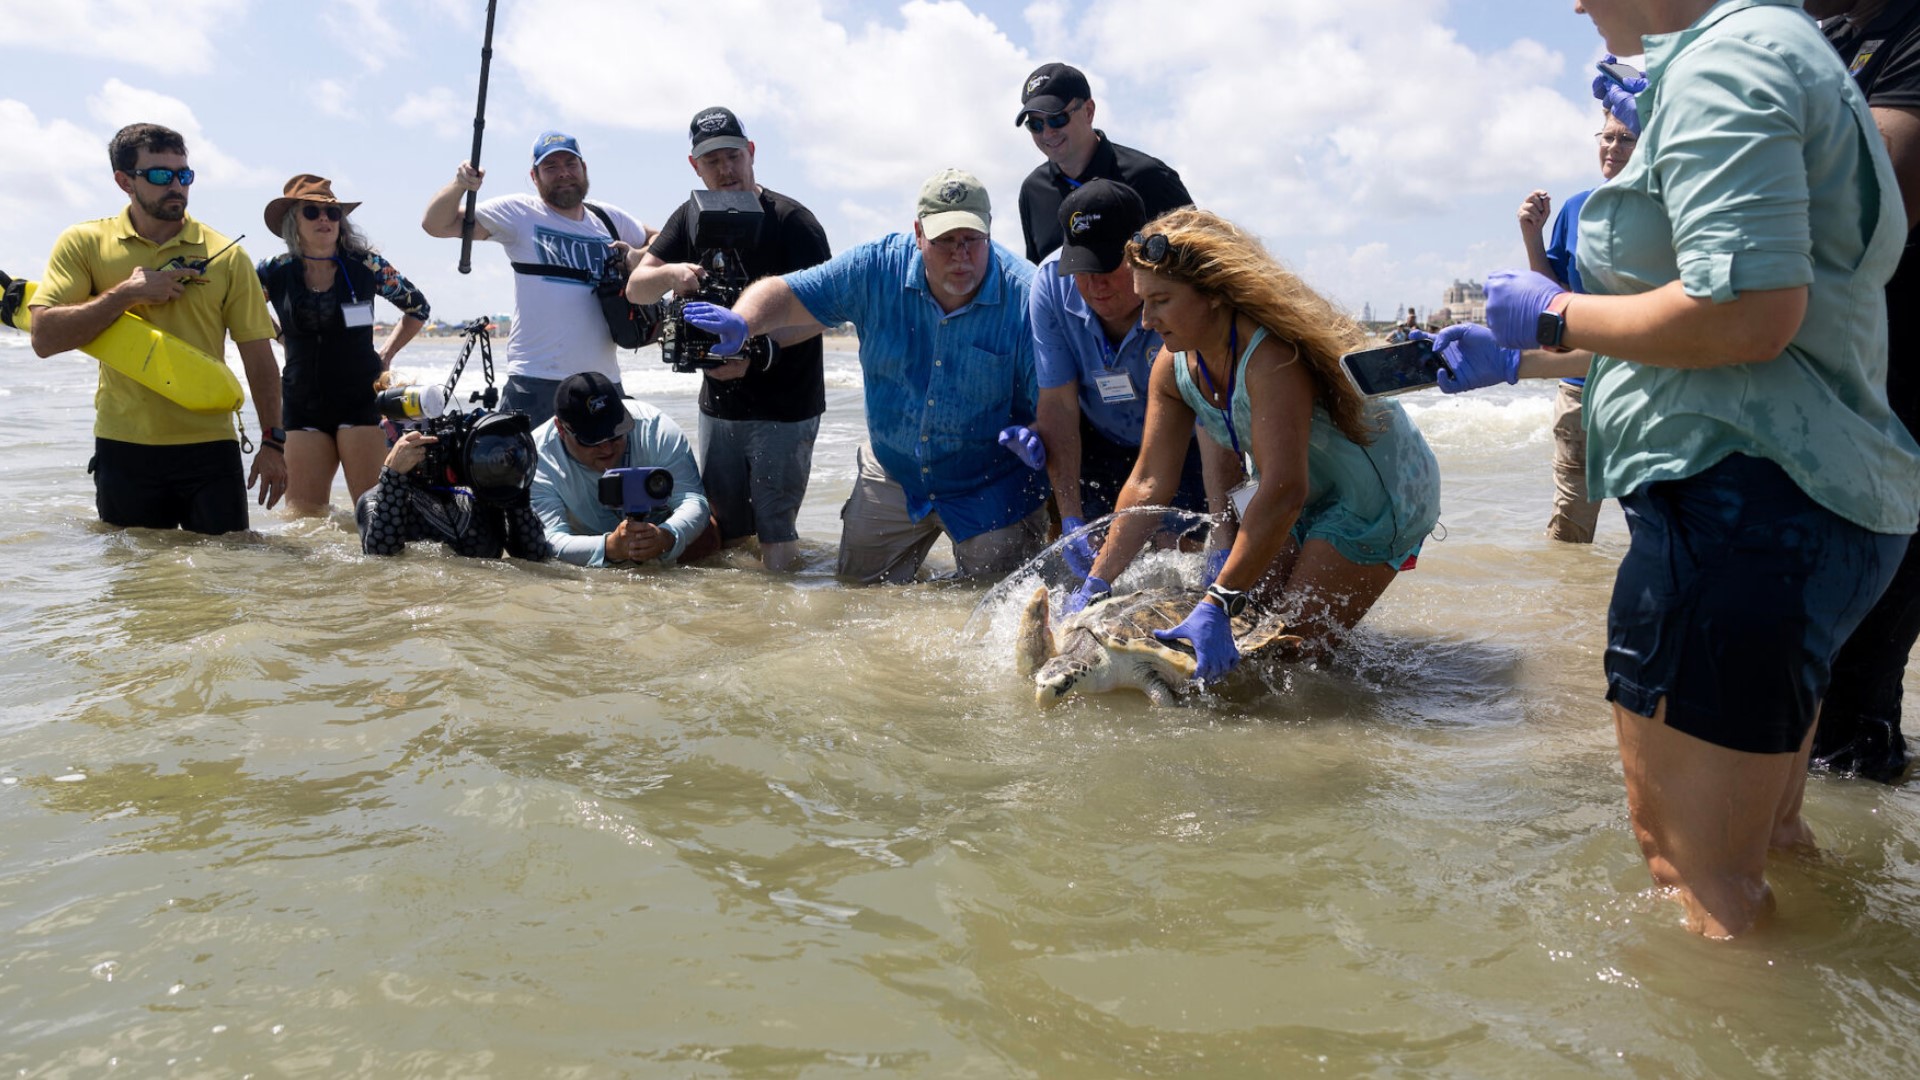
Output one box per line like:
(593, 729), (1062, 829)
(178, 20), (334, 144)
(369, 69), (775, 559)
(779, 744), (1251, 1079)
(1606, 454), (1909, 754)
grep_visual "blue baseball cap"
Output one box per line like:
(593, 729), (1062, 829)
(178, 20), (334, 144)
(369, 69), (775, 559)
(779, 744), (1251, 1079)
(532, 130), (583, 166)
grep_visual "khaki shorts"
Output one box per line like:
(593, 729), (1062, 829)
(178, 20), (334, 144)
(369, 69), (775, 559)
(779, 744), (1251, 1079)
(837, 443), (1047, 584)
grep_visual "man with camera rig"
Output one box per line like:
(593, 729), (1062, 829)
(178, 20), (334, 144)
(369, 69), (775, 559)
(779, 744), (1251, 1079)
(624, 107), (832, 573)
(356, 408), (553, 560)
(422, 131), (651, 428)
(685, 168), (1049, 584)
(530, 372), (719, 568)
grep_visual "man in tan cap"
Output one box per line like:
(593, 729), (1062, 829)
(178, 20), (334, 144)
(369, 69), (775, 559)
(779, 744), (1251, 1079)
(684, 168), (1049, 583)
(26, 121), (286, 533)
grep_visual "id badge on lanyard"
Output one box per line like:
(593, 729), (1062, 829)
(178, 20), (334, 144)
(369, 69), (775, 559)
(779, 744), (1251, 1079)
(1094, 371), (1135, 403)
(1227, 453), (1257, 521)
(341, 300), (376, 328)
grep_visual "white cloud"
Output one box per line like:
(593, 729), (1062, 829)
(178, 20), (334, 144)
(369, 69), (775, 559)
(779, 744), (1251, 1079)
(85, 79), (276, 188)
(324, 0), (405, 71)
(0, 0), (248, 73)
(0, 100), (113, 272)
(500, 0), (1042, 242)
(391, 87), (470, 141)
(309, 78), (356, 119)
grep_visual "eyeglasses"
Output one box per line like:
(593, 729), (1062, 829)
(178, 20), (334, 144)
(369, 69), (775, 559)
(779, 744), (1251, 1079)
(127, 167), (194, 187)
(1023, 102), (1083, 134)
(560, 421), (625, 448)
(927, 234), (988, 254)
(301, 204), (343, 222)
(1130, 232), (1176, 264)
(1594, 132), (1638, 149)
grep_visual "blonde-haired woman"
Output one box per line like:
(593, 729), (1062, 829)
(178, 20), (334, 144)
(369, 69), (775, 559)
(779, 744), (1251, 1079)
(1072, 208), (1440, 677)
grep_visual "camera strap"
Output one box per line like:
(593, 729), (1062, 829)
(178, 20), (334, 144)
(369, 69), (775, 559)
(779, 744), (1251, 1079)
(508, 203), (621, 281)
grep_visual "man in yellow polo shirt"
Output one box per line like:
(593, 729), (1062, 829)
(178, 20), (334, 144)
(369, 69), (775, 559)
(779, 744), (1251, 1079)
(29, 122), (286, 533)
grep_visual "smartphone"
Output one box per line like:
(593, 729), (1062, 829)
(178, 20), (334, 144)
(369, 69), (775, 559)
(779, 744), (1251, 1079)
(1339, 338), (1442, 398)
(1597, 60), (1642, 88)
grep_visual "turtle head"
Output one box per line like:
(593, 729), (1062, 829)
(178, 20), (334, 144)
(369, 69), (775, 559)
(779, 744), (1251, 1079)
(1033, 651), (1112, 708)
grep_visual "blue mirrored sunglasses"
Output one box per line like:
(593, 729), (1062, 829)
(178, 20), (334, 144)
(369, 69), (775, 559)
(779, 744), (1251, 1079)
(129, 167), (194, 187)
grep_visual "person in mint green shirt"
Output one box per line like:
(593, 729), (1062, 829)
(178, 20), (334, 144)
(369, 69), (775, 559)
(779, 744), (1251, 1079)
(1442, 0), (1920, 938)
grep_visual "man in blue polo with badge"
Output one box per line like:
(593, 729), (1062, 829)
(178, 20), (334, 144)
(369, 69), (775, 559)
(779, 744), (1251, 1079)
(1030, 180), (1208, 572)
(683, 168), (1048, 583)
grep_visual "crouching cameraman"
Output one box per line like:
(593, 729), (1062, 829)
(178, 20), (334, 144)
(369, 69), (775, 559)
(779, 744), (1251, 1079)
(531, 372), (720, 567)
(356, 408), (553, 560)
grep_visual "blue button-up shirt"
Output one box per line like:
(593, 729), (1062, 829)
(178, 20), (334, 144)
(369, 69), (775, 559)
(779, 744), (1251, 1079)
(785, 232), (1045, 540)
(1029, 250), (1163, 447)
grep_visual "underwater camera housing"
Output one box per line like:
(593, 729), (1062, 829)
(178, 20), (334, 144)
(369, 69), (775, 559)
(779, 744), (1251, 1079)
(406, 409), (537, 504)
(597, 466), (674, 519)
(658, 189), (772, 373)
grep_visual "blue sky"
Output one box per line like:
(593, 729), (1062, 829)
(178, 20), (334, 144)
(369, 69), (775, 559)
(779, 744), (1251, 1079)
(0, 0), (1633, 323)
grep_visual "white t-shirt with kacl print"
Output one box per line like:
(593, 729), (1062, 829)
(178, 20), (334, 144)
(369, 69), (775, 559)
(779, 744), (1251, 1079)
(475, 193), (649, 381)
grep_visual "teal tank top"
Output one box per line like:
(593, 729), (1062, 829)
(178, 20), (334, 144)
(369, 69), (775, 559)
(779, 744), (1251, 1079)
(1172, 326), (1441, 566)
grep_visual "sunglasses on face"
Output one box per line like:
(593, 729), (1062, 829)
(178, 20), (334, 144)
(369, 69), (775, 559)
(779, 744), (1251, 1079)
(128, 167), (194, 187)
(1130, 232), (1176, 265)
(927, 234), (988, 254)
(1023, 103), (1082, 134)
(302, 204), (344, 222)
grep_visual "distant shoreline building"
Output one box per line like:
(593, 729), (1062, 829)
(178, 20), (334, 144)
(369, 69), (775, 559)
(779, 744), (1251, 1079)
(1440, 279), (1486, 325)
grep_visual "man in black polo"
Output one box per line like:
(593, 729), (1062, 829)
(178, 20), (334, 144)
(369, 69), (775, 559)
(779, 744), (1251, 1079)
(1013, 62), (1192, 264)
(626, 107), (832, 572)
(1807, 0), (1920, 782)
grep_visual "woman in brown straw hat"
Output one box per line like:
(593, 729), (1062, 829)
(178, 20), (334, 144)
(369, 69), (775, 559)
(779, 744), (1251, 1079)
(256, 174), (432, 517)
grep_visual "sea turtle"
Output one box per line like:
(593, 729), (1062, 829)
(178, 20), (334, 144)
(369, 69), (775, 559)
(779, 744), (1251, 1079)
(1015, 585), (1302, 707)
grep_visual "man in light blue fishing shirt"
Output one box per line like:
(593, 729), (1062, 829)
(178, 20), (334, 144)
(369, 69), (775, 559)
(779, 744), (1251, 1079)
(685, 168), (1049, 584)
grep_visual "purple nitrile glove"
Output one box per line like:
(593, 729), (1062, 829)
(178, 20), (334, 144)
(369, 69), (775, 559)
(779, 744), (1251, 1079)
(1201, 546), (1229, 588)
(1593, 57), (1648, 135)
(998, 425), (1047, 471)
(1059, 515), (1098, 578)
(1061, 574), (1111, 616)
(1432, 324), (1522, 394)
(1153, 599), (1240, 682)
(1485, 269), (1568, 350)
(681, 301), (749, 356)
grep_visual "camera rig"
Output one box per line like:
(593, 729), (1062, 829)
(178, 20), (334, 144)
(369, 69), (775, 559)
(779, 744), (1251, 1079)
(659, 189), (772, 374)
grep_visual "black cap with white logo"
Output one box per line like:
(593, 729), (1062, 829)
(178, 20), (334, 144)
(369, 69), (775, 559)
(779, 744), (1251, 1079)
(1056, 179), (1146, 275)
(689, 106), (750, 158)
(1014, 62), (1092, 125)
(553, 371), (635, 445)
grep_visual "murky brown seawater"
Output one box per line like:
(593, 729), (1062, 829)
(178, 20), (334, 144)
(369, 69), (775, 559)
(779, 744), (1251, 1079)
(2, 334), (1917, 1078)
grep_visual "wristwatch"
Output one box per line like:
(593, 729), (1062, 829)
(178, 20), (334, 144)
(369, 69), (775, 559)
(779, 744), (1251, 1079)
(1535, 293), (1574, 354)
(1205, 582), (1249, 618)
(265, 426), (287, 443)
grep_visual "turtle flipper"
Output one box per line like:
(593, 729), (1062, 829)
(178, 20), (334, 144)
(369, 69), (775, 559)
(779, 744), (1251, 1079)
(1015, 586), (1056, 677)
(1237, 619), (1305, 663)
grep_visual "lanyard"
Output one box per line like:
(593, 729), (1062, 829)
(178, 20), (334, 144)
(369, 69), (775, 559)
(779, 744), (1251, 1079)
(1193, 318), (1241, 457)
(303, 254), (358, 302)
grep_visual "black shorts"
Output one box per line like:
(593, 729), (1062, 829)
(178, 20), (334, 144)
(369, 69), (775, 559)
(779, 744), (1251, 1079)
(91, 437), (249, 534)
(1076, 414), (1207, 519)
(282, 368), (381, 432)
(1606, 453), (1908, 754)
